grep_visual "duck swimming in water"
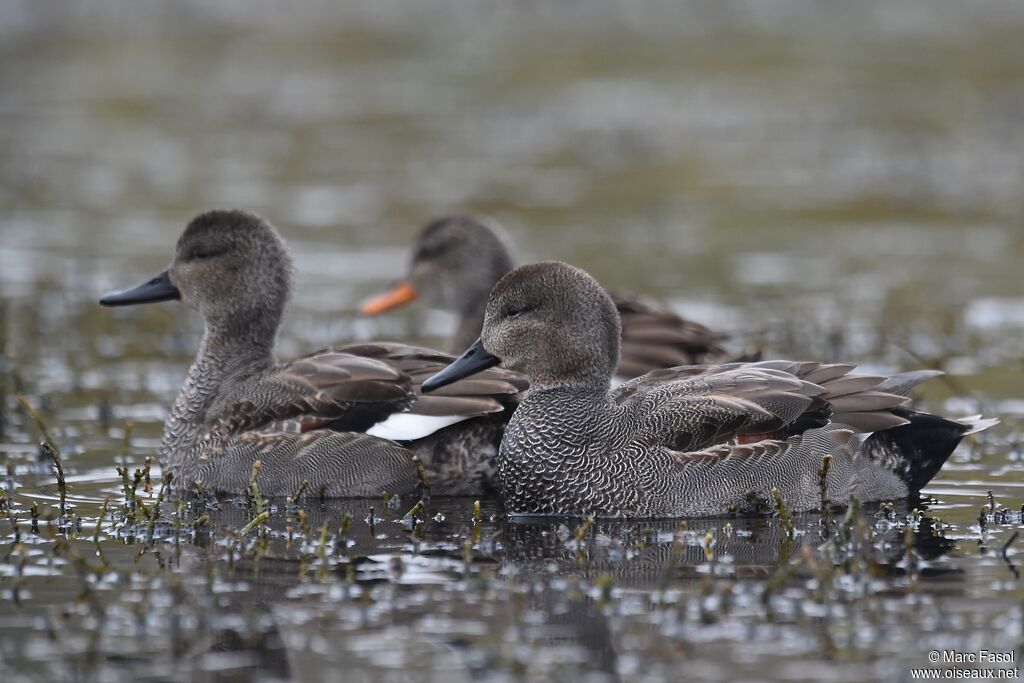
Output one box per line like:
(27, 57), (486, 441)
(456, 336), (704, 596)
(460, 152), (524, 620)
(422, 261), (996, 518)
(359, 215), (736, 377)
(100, 210), (526, 497)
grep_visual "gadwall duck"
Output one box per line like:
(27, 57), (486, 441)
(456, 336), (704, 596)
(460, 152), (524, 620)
(359, 215), (734, 377)
(100, 210), (526, 497)
(422, 261), (996, 518)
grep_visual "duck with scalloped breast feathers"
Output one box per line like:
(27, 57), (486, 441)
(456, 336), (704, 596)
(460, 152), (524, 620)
(100, 210), (526, 497)
(422, 261), (997, 518)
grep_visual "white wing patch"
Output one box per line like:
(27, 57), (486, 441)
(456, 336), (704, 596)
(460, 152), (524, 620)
(366, 413), (475, 441)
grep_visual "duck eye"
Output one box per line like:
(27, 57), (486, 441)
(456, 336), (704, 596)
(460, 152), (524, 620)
(414, 242), (444, 261)
(189, 247), (224, 261)
(505, 306), (525, 318)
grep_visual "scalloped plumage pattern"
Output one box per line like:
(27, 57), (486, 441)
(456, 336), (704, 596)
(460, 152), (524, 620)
(500, 364), (913, 518)
(478, 261), (985, 518)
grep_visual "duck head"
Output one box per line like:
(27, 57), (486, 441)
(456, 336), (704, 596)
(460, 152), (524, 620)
(359, 215), (514, 317)
(100, 209), (293, 342)
(423, 261), (621, 392)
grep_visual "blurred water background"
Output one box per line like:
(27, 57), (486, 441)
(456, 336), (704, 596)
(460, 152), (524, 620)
(1, 1), (1023, 681)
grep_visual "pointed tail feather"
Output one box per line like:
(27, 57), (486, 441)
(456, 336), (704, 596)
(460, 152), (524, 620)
(874, 370), (945, 397)
(953, 414), (1000, 436)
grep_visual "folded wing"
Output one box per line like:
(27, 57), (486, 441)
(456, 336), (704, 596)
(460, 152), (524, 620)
(209, 349), (416, 437)
(336, 342), (528, 418)
(613, 360), (911, 453)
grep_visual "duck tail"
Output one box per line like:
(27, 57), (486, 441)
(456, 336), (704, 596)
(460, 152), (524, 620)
(862, 410), (999, 493)
(952, 414), (1001, 436)
(873, 369), (945, 397)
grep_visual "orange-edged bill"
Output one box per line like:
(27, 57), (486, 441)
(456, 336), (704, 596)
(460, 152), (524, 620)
(359, 281), (418, 315)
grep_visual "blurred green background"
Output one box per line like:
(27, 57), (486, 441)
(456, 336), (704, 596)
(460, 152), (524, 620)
(2, 1), (1022, 372)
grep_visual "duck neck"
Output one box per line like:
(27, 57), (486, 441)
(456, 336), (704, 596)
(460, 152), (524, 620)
(526, 375), (614, 414)
(196, 325), (277, 381)
(451, 295), (488, 353)
(160, 323), (276, 464)
(450, 255), (511, 353)
(528, 365), (614, 395)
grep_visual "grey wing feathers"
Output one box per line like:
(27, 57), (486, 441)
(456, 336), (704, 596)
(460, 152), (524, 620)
(613, 360), (927, 452)
(617, 367), (826, 452)
(750, 361), (912, 430)
(612, 292), (728, 377)
(211, 342), (526, 442)
(874, 370), (945, 397)
(212, 350), (415, 436)
(806, 370), (909, 432)
(336, 342), (528, 418)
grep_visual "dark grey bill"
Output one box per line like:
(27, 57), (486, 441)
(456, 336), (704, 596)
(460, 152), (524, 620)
(100, 270), (181, 307)
(421, 338), (500, 392)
